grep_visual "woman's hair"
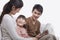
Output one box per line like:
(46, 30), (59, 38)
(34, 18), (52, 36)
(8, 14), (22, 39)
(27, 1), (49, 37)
(0, 0), (23, 24)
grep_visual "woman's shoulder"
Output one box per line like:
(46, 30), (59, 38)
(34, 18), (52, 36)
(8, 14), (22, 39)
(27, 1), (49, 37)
(3, 14), (10, 18)
(1, 14), (14, 24)
(3, 14), (12, 20)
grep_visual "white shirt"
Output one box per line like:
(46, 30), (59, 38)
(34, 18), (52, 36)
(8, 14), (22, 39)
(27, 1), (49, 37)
(1, 14), (33, 40)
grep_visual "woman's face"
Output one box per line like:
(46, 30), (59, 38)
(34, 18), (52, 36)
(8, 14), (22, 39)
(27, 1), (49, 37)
(16, 18), (26, 27)
(11, 6), (21, 15)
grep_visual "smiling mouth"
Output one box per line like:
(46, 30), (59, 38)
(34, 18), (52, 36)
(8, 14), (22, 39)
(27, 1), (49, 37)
(35, 16), (38, 18)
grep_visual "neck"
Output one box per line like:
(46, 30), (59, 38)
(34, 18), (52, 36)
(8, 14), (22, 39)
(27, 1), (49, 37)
(9, 13), (12, 16)
(9, 12), (14, 18)
(32, 16), (36, 21)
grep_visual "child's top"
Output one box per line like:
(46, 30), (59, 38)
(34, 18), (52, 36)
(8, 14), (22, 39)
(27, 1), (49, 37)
(16, 26), (29, 38)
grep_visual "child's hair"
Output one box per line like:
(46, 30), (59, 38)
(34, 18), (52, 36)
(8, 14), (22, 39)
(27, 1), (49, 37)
(17, 15), (26, 20)
(16, 15), (27, 28)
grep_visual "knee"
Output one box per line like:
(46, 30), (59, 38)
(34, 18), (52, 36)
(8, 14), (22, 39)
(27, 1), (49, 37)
(47, 34), (57, 40)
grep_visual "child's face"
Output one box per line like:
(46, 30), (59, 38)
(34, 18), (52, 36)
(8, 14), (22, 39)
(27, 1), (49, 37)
(17, 18), (26, 27)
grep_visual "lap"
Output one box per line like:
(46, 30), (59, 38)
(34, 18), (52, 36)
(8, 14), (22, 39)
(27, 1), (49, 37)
(39, 34), (56, 40)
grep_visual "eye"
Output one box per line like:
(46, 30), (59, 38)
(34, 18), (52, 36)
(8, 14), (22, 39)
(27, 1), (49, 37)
(38, 13), (40, 15)
(34, 12), (37, 14)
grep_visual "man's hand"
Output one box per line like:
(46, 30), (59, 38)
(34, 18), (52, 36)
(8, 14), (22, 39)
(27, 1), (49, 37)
(35, 34), (41, 39)
(43, 30), (48, 35)
(35, 30), (48, 39)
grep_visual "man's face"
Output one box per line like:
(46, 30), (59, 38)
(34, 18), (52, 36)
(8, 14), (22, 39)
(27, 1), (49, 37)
(32, 9), (42, 20)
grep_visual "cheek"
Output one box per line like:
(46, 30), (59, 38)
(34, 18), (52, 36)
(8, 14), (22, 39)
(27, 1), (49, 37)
(16, 9), (20, 12)
(14, 9), (20, 13)
(17, 21), (21, 25)
(14, 10), (19, 13)
(17, 22), (23, 26)
(17, 22), (20, 25)
(35, 14), (39, 17)
(34, 14), (40, 18)
(33, 13), (37, 17)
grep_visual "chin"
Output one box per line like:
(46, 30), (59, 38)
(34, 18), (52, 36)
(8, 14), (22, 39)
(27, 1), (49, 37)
(13, 13), (16, 15)
(34, 17), (38, 19)
(19, 25), (23, 27)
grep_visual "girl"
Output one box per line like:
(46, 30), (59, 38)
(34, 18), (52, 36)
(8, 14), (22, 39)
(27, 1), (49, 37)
(16, 15), (38, 40)
(16, 15), (30, 38)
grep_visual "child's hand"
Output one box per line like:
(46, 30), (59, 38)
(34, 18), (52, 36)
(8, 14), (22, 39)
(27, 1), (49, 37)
(22, 34), (29, 38)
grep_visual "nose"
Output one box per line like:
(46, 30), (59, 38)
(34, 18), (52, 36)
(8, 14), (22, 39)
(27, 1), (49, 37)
(36, 14), (40, 17)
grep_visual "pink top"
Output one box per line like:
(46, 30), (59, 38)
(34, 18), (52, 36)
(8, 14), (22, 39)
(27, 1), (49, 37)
(16, 26), (29, 38)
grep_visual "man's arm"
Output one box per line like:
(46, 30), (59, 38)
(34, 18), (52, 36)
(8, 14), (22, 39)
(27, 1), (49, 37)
(35, 22), (41, 39)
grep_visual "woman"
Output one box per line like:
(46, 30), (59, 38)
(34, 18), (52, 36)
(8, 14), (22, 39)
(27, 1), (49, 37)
(0, 0), (37, 40)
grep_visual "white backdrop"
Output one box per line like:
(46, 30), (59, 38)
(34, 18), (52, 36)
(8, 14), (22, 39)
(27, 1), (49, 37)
(0, 0), (60, 39)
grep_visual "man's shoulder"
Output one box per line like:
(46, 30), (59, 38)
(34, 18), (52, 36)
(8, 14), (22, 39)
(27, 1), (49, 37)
(36, 20), (41, 26)
(26, 17), (31, 21)
(37, 20), (40, 23)
(26, 17), (31, 20)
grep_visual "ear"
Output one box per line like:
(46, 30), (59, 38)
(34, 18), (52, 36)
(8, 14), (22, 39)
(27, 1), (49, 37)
(12, 6), (16, 10)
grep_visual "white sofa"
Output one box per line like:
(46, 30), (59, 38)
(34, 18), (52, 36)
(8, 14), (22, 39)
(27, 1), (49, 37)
(40, 23), (59, 40)
(40, 23), (54, 35)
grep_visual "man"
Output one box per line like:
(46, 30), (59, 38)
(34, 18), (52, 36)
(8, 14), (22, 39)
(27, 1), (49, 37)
(26, 4), (56, 40)
(26, 4), (43, 37)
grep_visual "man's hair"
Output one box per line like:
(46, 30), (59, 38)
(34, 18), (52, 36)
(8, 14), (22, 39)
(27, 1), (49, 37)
(32, 4), (43, 13)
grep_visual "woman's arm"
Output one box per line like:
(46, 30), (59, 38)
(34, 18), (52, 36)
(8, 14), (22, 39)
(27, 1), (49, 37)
(2, 15), (33, 40)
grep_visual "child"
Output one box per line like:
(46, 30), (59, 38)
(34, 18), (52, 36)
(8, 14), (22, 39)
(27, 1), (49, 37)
(16, 15), (30, 38)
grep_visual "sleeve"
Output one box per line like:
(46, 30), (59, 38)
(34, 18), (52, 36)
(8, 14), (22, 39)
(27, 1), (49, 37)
(3, 15), (33, 40)
(25, 20), (32, 36)
(36, 21), (40, 35)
